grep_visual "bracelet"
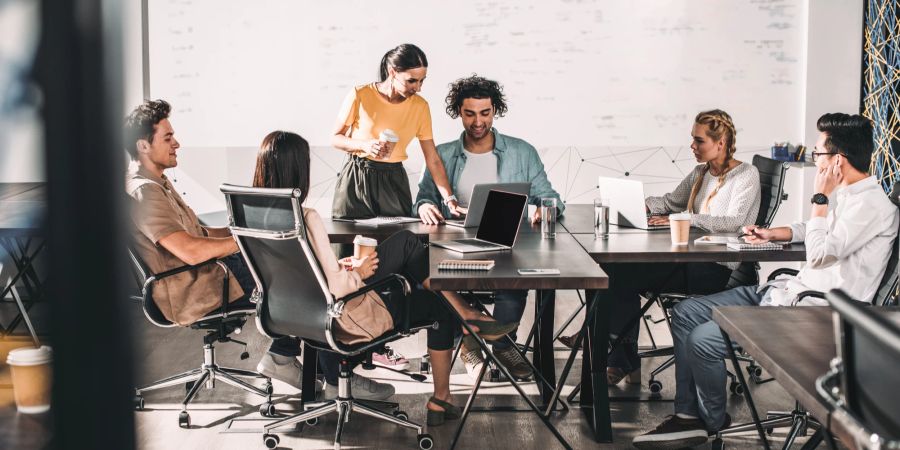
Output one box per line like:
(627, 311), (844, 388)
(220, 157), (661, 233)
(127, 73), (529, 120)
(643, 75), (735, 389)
(443, 195), (458, 205)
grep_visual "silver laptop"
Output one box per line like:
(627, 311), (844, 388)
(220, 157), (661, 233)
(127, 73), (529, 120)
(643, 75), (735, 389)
(431, 190), (528, 253)
(445, 182), (531, 228)
(598, 176), (669, 230)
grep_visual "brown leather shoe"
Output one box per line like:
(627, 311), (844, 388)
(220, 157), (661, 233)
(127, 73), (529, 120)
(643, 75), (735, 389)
(558, 333), (582, 349)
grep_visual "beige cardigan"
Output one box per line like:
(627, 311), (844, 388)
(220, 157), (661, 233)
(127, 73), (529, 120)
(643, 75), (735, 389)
(303, 208), (393, 344)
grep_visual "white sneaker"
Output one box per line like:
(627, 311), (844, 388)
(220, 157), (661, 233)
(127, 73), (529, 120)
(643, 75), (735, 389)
(459, 347), (486, 382)
(256, 353), (302, 390)
(321, 372), (395, 401)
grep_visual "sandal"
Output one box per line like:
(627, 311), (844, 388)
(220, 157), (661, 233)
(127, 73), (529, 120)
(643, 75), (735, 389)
(465, 320), (519, 341)
(426, 396), (461, 426)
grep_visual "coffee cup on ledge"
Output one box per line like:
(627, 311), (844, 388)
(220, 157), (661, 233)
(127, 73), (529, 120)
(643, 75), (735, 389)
(7, 345), (53, 414)
(377, 129), (399, 160)
(353, 235), (378, 260)
(669, 212), (691, 245)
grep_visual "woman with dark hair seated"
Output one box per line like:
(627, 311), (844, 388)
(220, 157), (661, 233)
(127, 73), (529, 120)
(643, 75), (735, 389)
(253, 130), (517, 425)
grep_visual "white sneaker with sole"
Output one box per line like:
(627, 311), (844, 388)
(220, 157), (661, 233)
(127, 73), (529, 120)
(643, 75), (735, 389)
(256, 353), (303, 390)
(321, 372), (395, 401)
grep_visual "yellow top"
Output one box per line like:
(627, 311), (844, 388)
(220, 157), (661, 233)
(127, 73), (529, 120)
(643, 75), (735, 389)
(336, 83), (433, 163)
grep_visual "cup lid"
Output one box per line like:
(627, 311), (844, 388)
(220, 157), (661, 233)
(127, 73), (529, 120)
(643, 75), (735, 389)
(7, 345), (53, 366)
(670, 212), (692, 220)
(353, 235), (378, 246)
(379, 129), (399, 142)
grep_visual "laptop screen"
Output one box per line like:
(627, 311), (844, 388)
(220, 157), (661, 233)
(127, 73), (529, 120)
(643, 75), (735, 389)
(475, 190), (528, 246)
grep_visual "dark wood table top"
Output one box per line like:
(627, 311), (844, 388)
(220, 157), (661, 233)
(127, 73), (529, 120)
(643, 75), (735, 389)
(560, 203), (669, 235)
(0, 201), (45, 237)
(713, 306), (835, 423)
(573, 231), (807, 263)
(0, 183), (44, 201)
(427, 232), (608, 290)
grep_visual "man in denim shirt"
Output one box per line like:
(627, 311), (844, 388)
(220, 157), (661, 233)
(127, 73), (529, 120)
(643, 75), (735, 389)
(414, 75), (563, 381)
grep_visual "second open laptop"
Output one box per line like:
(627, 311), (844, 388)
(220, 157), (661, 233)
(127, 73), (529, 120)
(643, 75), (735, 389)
(431, 190), (528, 254)
(444, 182), (531, 228)
(598, 176), (670, 230)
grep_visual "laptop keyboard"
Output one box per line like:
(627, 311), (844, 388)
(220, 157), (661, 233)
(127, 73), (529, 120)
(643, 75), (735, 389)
(454, 239), (501, 248)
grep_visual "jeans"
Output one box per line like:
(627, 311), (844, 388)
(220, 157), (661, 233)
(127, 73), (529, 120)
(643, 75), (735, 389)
(671, 285), (767, 430)
(598, 262), (731, 373)
(490, 290), (529, 350)
(223, 254), (301, 357)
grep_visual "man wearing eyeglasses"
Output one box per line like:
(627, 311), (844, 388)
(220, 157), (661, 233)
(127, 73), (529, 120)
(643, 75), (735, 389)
(634, 113), (899, 449)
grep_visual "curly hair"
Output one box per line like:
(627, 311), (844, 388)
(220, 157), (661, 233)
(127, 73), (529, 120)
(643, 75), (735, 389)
(444, 75), (508, 119)
(123, 99), (171, 160)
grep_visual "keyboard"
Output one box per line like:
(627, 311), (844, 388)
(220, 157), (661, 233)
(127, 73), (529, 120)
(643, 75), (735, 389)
(453, 239), (502, 248)
(353, 216), (422, 226)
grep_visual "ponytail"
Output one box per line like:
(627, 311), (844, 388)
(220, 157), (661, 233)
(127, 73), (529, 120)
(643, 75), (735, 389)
(378, 44), (428, 82)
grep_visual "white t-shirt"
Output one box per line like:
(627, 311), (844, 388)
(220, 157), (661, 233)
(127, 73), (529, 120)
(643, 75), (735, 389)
(456, 150), (498, 206)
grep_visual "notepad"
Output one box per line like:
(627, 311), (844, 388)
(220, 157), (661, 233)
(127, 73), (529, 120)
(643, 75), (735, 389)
(726, 242), (785, 251)
(351, 216), (421, 226)
(437, 260), (495, 271)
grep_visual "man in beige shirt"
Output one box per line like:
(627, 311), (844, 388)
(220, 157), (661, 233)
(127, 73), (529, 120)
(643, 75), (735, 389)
(124, 100), (304, 389)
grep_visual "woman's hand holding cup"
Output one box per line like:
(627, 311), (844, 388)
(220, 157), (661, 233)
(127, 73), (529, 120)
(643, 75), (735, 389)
(355, 252), (379, 280)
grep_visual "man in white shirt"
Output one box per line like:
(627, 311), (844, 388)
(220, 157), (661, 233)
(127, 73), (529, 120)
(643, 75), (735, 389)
(633, 113), (899, 449)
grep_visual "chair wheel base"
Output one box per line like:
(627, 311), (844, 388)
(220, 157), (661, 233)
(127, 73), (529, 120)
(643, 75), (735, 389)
(648, 379), (663, 393)
(393, 410), (409, 421)
(134, 395), (144, 411)
(263, 433), (280, 449)
(260, 402), (277, 417)
(418, 433), (434, 450)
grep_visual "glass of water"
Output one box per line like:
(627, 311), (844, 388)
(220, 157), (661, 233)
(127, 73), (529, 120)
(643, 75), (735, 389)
(594, 198), (610, 239)
(541, 198), (557, 239)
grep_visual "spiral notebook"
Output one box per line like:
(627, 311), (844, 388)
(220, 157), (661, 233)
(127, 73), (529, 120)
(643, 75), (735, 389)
(437, 260), (495, 271)
(726, 242), (785, 251)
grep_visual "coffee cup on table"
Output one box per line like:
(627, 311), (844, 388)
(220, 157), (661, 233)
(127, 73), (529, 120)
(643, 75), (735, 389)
(353, 235), (378, 260)
(7, 345), (53, 414)
(669, 212), (691, 245)
(378, 129), (399, 160)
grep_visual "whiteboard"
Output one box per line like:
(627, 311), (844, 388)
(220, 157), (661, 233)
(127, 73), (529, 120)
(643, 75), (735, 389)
(147, 0), (804, 150)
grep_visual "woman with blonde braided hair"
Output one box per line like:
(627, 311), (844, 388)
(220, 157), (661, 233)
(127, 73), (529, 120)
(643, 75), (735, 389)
(560, 109), (761, 386)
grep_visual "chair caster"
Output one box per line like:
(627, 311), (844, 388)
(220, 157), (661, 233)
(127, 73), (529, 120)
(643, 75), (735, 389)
(305, 417), (319, 426)
(729, 381), (745, 396)
(648, 379), (663, 394)
(489, 368), (501, 382)
(134, 395), (145, 411)
(747, 364), (763, 378)
(711, 437), (725, 450)
(392, 410), (409, 421)
(263, 382), (273, 395)
(260, 402), (277, 417)
(417, 433), (434, 450)
(262, 433), (280, 449)
(178, 411), (190, 428)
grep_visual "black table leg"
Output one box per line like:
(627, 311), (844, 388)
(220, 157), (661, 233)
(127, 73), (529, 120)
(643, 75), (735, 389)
(300, 346), (319, 406)
(722, 328), (771, 450)
(532, 289), (557, 405)
(581, 289), (612, 442)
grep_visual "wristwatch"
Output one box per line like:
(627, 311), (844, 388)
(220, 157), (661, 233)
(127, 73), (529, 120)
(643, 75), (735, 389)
(443, 195), (458, 205)
(810, 193), (828, 205)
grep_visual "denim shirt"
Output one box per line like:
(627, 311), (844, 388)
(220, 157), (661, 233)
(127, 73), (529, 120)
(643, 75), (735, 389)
(413, 128), (564, 217)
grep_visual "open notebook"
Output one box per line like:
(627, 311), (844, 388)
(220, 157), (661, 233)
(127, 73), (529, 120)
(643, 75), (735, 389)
(726, 242), (785, 251)
(437, 260), (495, 271)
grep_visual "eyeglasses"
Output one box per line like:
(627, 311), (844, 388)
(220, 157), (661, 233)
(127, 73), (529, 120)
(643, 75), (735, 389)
(811, 151), (839, 161)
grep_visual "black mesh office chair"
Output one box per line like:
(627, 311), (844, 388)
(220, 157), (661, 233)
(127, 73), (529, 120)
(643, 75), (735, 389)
(128, 250), (275, 428)
(641, 155), (790, 395)
(815, 289), (900, 450)
(219, 184), (436, 450)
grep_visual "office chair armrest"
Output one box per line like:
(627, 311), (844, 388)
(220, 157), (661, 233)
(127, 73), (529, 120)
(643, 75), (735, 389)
(144, 257), (221, 283)
(336, 274), (412, 303)
(792, 290), (825, 306)
(767, 268), (799, 282)
(655, 293), (693, 309)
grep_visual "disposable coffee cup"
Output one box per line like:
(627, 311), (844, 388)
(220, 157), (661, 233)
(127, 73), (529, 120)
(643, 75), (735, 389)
(352, 235), (378, 259)
(7, 345), (53, 414)
(669, 212), (691, 246)
(378, 129), (399, 159)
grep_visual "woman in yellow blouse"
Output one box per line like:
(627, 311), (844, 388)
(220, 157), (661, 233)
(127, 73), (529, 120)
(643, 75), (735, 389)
(331, 43), (461, 219)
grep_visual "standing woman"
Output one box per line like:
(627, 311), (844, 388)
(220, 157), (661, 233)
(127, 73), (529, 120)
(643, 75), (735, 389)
(331, 43), (461, 219)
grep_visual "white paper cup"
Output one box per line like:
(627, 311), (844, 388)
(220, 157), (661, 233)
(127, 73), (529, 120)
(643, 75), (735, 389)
(378, 129), (399, 159)
(352, 235), (378, 259)
(7, 346), (53, 414)
(669, 212), (691, 245)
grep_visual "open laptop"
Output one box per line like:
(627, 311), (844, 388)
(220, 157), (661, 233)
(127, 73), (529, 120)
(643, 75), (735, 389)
(431, 190), (528, 253)
(598, 176), (669, 230)
(445, 182), (531, 228)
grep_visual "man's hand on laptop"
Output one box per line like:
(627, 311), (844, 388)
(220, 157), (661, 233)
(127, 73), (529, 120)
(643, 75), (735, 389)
(447, 199), (465, 218)
(647, 214), (670, 226)
(419, 203), (445, 225)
